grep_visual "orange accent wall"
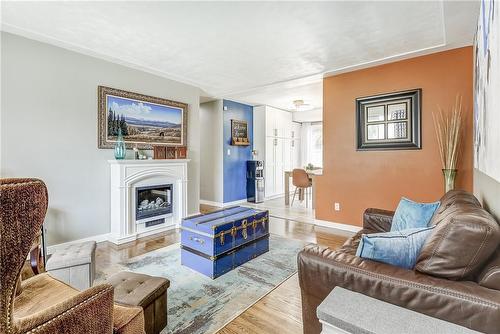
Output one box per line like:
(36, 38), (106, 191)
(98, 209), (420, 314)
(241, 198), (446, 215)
(316, 47), (474, 227)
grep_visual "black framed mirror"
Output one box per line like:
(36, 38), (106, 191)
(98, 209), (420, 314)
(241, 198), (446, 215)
(356, 89), (422, 150)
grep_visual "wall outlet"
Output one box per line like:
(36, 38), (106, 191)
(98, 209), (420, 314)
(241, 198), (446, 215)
(227, 148), (231, 156)
(334, 202), (340, 211)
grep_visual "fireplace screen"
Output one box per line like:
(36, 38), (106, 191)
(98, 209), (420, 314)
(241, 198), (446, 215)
(136, 184), (173, 220)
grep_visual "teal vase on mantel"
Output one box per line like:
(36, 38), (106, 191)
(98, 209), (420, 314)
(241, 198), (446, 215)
(442, 169), (457, 194)
(114, 128), (127, 160)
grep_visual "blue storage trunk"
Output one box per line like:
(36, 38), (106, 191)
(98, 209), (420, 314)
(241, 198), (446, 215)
(180, 206), (270, 278)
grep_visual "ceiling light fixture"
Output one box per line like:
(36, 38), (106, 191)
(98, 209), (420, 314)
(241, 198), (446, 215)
(292, 99), (314, 112)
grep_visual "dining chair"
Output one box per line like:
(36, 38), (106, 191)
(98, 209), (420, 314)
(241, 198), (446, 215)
(291, 169), (312, 207)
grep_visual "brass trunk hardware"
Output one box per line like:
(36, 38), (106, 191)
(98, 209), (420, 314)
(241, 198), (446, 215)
(214, 217), (268, 246)
(242, 220), (248, 239)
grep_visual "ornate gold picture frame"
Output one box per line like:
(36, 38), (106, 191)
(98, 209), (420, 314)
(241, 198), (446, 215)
(98, 86), (188, 149)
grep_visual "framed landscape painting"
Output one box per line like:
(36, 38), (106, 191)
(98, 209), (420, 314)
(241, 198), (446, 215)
(98, 86), (188, 149)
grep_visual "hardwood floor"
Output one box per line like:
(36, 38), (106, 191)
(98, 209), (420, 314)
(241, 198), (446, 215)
(245, 196), (318, 225)
(217, 274), (303, 334)
(95, 204), (350, 334)
(216, 215), (348, 334)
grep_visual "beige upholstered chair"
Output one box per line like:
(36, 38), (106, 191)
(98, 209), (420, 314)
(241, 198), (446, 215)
(291, 169), (313, 207)
(0, 178), (144, 334)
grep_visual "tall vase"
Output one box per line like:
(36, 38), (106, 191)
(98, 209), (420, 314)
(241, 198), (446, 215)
(114, 128), (126, 160)
(442, 169), (457, 193)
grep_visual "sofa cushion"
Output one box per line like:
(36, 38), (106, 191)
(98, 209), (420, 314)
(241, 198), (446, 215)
(477, 248), (500, 290)
(415, 191), (500, 280)
(391, 198), (440, 231)
(356, 226), (434, 269)
(14, 273), (80, 318)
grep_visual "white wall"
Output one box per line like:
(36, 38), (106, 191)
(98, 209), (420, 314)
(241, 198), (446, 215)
(199, 100), (223, 203)
(1, 32), (201, 245)
(292, 108), (322, 123)
(474, 169), (500, 222)
(252, 105), (266, 162)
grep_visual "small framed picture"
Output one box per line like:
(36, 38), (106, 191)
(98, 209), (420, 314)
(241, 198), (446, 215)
(166, 147), (176, 159)
(356, 89), (421, 150)
(176, 146), (187, 159)
(231, 119), (250, 146)
(153, 146), (167, 159)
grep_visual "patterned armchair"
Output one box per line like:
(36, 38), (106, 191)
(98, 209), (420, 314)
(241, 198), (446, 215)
(0, 178), (144, 334)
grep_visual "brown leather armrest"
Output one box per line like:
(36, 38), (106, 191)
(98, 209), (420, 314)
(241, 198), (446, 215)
(362, 208), (394, 233)
(15, 284), (114, 334)
(298, 244), (500, 334)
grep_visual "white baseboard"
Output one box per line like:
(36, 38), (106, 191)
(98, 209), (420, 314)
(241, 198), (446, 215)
(313, 219), (362, 233)
(47, 233), (110, 253)
(200, 198), (248, 208)
(199, 199), (223, 207)
(224, 199), (248, 206)
(265, 194), (285, 201)
(47, 223), (181, 249)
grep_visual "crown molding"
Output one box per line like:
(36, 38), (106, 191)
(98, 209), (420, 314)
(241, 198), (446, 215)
(1, 23), (212, 94)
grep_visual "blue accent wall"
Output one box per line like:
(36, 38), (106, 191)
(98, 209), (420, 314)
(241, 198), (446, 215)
(223, 100), (253, 203)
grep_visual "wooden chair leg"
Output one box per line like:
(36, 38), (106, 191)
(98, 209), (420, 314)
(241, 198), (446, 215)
(291, 187), (298, 206)
(30, 246), (41, 275)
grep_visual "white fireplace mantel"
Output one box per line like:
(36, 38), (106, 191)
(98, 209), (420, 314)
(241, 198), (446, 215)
(108, 159), (189, 245)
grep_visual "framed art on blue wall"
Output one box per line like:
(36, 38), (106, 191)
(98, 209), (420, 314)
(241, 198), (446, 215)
(98, 86), (188, 149)
(231, 119), (250, 146)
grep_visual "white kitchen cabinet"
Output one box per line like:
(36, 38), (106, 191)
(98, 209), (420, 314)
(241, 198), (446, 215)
(265, 108), (276, 137)
(255, 106), (302, 199)
(291, 122), (302, 140)
(265, 136), (276, 197)
(291, 138), (301, 169)
(265, 106), (293, 138)
(274, 138), (285, 195)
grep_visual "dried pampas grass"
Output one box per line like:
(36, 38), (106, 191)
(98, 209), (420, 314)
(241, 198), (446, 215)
(433, 95), (466, 170)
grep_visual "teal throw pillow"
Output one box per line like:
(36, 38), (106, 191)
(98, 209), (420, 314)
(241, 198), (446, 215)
(391, 197), (440, 232)
(355, 226), (435, 269)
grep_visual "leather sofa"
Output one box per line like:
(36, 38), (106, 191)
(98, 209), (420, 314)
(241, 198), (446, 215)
(298, 190), (500, 334)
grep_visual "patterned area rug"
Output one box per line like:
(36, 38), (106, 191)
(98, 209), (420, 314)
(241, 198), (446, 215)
(97, 235), (306, 334)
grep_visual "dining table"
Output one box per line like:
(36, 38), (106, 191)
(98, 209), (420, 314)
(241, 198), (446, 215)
(284, 169), (323, 208)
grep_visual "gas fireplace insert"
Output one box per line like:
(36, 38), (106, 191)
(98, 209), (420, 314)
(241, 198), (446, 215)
(136, 184), (173, 220)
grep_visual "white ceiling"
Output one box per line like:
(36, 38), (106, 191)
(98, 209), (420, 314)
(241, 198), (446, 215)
(1, 1), (479, 112)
